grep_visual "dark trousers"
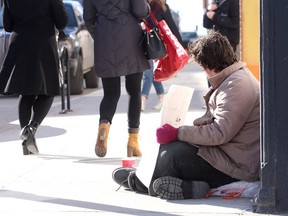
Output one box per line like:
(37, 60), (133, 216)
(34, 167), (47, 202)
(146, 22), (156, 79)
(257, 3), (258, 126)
(100, 72), (143, 128)
(18, 95), (54, 128)
(149, 141), (239, 189)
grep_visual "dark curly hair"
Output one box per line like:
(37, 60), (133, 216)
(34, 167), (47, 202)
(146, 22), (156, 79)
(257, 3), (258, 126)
(188, 31), (238, 72)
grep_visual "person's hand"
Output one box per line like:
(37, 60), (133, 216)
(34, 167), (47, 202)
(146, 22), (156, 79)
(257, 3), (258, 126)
(156, 124), (179, 144)
(207, 3), (217, 11)
(140, 22), (146, 30)
(206, 11), (215, 19)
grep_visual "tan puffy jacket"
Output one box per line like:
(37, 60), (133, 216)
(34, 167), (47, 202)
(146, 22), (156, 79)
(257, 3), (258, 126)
(178, 62), (260, 181)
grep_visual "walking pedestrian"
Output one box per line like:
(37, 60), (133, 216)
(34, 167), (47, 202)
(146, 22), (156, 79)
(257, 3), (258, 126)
(0, 0), (68, 155)
(141, 60), (165, 111)
(83, 0), (151, 157)
(141, 0), (183, 112)
(203, 0), (240, 52)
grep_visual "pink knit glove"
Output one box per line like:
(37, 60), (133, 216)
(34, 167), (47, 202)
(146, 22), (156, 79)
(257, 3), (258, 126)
(156, 124), (179, 144)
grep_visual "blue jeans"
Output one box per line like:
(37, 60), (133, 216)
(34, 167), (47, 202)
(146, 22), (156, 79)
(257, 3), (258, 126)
(141, 60), (164, 98)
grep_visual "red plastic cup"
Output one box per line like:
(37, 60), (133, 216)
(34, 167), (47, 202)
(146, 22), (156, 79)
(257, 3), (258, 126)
(121, 158), (135, 167)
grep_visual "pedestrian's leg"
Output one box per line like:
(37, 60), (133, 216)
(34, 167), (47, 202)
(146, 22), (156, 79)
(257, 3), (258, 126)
(141, 60), (154, 111)
(125, 72), (143, 157)
(19, 95), (54, 154)
(152, 80), (164, 110)
(18, 95), (36, 155)
(141, 67), (154, 97)
(31, 95), (54, 124)
(100, 77), (121, 123)
(18, 95), (36, 128)
(95, 77), (121, 157)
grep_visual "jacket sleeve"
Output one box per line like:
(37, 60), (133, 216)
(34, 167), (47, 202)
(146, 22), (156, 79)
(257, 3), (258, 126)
(178, 72), (257, 146)
(3, 0), (14, 32)
(83, 0), (98, 36)
(50, 0), (69, 31)
(162, 4), (183, 46)
(131, 0), (150, 20)
(212, 0), (239, 29)
(203, 10), (213, 29)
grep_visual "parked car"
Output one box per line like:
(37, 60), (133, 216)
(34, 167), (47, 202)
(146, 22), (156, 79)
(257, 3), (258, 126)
(59, 0), (99, 95)
(180, 31), (198, 49)
(0, 9), (10, 69)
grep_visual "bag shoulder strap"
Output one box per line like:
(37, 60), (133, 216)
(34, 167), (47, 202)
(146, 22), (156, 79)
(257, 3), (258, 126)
(217, 0), (227, 8)
(143, 11), (159, 30)
(149, 12), (159, 26)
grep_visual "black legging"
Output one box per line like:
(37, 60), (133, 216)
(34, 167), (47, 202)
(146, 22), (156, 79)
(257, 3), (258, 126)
(151, 141), (239, 189)
(100, 72), (143, 128)
(18, 95), (54, 128)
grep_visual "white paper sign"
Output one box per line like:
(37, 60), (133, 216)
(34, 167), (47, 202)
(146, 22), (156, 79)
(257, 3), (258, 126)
(136, 85), (194, 188)
(160, 85), (194, 127)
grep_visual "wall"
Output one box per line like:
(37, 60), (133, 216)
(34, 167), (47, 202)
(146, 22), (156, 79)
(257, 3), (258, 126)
(241, 0), (260, 80)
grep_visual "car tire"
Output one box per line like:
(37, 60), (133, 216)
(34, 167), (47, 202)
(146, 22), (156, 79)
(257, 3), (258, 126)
(70, 55), (84, 95)
(84, 66), (99, 88)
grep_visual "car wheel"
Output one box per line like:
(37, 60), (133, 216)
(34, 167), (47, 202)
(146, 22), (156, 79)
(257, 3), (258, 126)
(70, 55), (84, 95)
(84, 66), (99, 88)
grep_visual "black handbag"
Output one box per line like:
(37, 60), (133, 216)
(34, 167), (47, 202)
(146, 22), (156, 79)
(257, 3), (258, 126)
(142, 19), (167, 60)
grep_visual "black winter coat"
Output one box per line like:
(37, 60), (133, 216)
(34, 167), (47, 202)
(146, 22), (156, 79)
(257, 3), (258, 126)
(0, 0), (68, 96)
(147, 2), (183, 47)
(83, 0), (150, 78)
(203, 0), (239, 50)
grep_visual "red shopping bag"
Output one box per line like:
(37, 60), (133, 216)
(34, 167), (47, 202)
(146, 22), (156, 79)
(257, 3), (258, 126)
(152, 19), (189, 81)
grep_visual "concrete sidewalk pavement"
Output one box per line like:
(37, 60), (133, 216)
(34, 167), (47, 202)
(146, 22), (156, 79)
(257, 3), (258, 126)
(0, 63), (275, 215)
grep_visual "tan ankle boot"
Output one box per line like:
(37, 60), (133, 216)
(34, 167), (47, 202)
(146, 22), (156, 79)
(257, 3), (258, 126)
(127, 128), (142, 157)
(95, 122), (110, 157)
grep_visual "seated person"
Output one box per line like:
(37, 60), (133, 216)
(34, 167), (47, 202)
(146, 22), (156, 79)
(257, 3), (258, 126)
(112, 31), (260, 200)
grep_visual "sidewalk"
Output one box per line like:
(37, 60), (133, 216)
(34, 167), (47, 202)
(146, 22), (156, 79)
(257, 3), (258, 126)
(0, 63), (274, 216)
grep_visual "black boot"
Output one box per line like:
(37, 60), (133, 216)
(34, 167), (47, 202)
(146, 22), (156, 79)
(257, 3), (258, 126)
(22, 140), (29, 155)
(153, 176), (210, 200)
(112, 167), (136, 190)
(127, 171), (149, 194)
(20, 121), (39, 140)
(22, 140), (33, 155)
(20, 121), (39, 154)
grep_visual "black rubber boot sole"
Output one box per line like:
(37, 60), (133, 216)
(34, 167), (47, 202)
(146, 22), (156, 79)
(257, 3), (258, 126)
(153, 176), (210, 200)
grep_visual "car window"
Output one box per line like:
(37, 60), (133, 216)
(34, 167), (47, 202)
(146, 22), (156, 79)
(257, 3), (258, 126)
(64, 4), (77, 27)
(74, 6), (83, 23)
(64, 2), (84, 28)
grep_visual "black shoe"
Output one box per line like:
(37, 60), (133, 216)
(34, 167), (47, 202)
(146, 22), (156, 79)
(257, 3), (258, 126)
(20, 123), (39, 154)
(128, 171), (148, 194)
(22, 140), (33, 155)
(148, 181), (158, 197)
(20, 125), (32, 140)
(112, 167), (136, 190)
(153, 176), (210, 200)
(20, 121), (39, 140)
(25, 134), (39, 154)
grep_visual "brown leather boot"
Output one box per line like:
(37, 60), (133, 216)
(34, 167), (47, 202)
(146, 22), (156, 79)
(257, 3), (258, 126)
(95, 122), (110, 157)
(127, 128), (142, 157)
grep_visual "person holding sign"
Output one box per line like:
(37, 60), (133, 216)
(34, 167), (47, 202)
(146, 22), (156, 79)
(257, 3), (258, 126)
(112, 31), (260, 200)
